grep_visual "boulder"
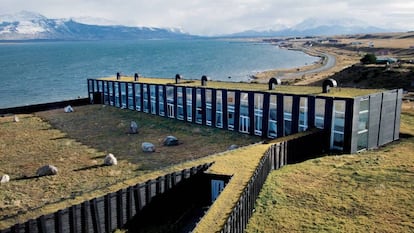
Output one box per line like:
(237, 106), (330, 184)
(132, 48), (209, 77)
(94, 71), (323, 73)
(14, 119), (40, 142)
(228, 144), (238, 150)
(163, 135), (179, 146)
(104, 153), (118, 166)
(1, 174), (10, 183)
(13, 115), (19, 122)
(64, 105), (74, 113)
(142, 142), (155, 152)
(129, 121), (138, 134)
(36, 165), (58, 177)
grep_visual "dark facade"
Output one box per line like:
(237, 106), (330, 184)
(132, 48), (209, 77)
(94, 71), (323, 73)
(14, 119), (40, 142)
(87, 79), (402, 154)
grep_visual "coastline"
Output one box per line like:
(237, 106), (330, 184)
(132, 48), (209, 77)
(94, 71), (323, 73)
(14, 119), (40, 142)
(252, 42), (339, 84)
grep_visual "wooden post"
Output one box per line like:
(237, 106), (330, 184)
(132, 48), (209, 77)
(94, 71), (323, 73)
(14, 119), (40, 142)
(126, 187), (134, 219)
(55, 210), (64, 233)
(81, 202), (89, 233)
(116, 190), (124, 229)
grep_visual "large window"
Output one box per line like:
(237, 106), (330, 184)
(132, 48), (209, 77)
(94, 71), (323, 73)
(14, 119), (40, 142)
(357, 98), (369, 151)
(166, 86), (174, 118)
(158, 86), (165, 116)
(114, 82), (120, 107)
(206, 89), (212, 126)
(239, 92), (249, 133)
(177, 87), (184, 120)
(196, 89), (203, 124)
(150, 85), (157, 114)
(315, 98), (325, 129)
(103, 81), (109, 105)
(268, 95), (277, 138)
(283, 96), (293, 135)
(127, 83), (134, 110)
(186, 88), (193, 121)
(134, 83), (141, 111)
(216, 90), (223, 128)
(120, 82), (127, 108)
(227, 91), (235, 130)
(331, 100), (346, 150)
(299, 97), (308, 132)
(254, 93), (264, 136)
(143, 84), (149, 113)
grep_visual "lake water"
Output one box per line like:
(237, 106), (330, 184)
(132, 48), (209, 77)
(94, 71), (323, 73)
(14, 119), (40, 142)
(0, 39), (318, 108)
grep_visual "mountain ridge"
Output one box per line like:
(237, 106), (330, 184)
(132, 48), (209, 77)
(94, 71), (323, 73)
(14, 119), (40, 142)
(0, 11), (194, 40)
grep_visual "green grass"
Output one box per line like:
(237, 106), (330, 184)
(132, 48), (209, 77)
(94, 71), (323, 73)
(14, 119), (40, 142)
(245, 109), (414, 233)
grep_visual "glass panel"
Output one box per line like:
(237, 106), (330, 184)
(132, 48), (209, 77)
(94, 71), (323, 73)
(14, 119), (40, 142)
(143, 84), (149, 113)
(150, 85), (156, 114)
(103, 82), (109, 104)
(357, 98), (370, 150)
(331, 100), (346, 150)
(114, 82), (120, 107)
(268, 95), (277, 138)
(128, 83), (134, 110)
(315, 98), (325, 129)
(299, 97), (308, 132)
(216, 90), (223, 128)
(177, 87), (184, 120)
(227, 91), (235, 130)
(284, 96), (293, 135)
(186, 88), (193, 121)
(196, 89), (202, 123)
(254, 93), (263, 136)
(120, 82), (127, 108)
(166, 86), (174, 118)
(158, 86), (164, 116)
(206, 89), (212, 125)
(239, 92), (249, 133)
(135, 83), (141, 111)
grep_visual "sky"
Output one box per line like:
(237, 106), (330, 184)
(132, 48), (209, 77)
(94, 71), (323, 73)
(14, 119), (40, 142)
(1, 0), (413, 35)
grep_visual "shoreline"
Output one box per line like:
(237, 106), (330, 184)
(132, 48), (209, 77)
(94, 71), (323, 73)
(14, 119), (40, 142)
(252, 42), (338, 84)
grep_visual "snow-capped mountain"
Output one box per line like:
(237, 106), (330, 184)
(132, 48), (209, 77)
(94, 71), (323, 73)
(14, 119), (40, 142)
(0, 11), (194, 40)
(229, 17), (391, 37)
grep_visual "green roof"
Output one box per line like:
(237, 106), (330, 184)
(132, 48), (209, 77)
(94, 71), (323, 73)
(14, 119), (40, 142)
(97, 76), (383, 98)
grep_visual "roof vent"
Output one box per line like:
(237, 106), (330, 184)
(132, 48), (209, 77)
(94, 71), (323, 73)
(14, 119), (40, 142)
(175, 74), (182, 84)
(134, 73), (139, 81)
(322, 78), (337, 93)
(201, 75), (209, 86)
(116, 72), (121, 80)
(268, 77), (281, 90)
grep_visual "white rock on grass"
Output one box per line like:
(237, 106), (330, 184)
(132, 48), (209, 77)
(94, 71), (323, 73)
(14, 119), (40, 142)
(104, 153), (118, 166)
(129, 121), (138, 134)
(64, 105), (74, 113)
(1, 174), (10, 183)
(142, 142), (155, 152)
(36, 165), (58, 177)
(13, 115), (19, 122)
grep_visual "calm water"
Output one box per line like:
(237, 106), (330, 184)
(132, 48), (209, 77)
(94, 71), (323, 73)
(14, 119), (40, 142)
(0, 39), (318, 108)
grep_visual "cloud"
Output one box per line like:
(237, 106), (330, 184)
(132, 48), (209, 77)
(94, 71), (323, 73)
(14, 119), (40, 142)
(1, 0), (413, 35)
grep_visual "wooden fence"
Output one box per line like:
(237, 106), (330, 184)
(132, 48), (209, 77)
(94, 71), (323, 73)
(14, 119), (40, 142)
(0, 163), (213, 233)
(218, 130), (325, 233)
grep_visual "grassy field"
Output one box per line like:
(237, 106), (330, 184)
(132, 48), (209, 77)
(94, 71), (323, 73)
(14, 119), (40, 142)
(245, 105), (414, 233)
(0, 105), (261, 229)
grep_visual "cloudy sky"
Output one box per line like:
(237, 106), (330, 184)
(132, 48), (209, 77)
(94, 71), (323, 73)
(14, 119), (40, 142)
(1, 0), (413, 35)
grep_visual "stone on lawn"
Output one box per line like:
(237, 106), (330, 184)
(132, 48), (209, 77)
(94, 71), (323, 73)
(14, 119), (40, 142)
(13, 115), (19, 122)
(1, 174), (10, 183)
(228, 144), (238, 150)
(129, 121), (138, 134)
(142, 142), (155, 152)
(104, 153), (118, 166)
(64, 105), (74, 113)
(36, 165), (58, 177)
(163, 135), (179, 146)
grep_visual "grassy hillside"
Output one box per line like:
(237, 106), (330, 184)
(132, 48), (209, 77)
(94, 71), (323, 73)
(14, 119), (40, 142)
(245, 105), (414, 232)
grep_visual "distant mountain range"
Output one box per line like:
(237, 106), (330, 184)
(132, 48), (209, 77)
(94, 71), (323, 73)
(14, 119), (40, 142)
(0, 11), (394, 41)
(228, 18), (392, 37)
(0, 11), (194, 40)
